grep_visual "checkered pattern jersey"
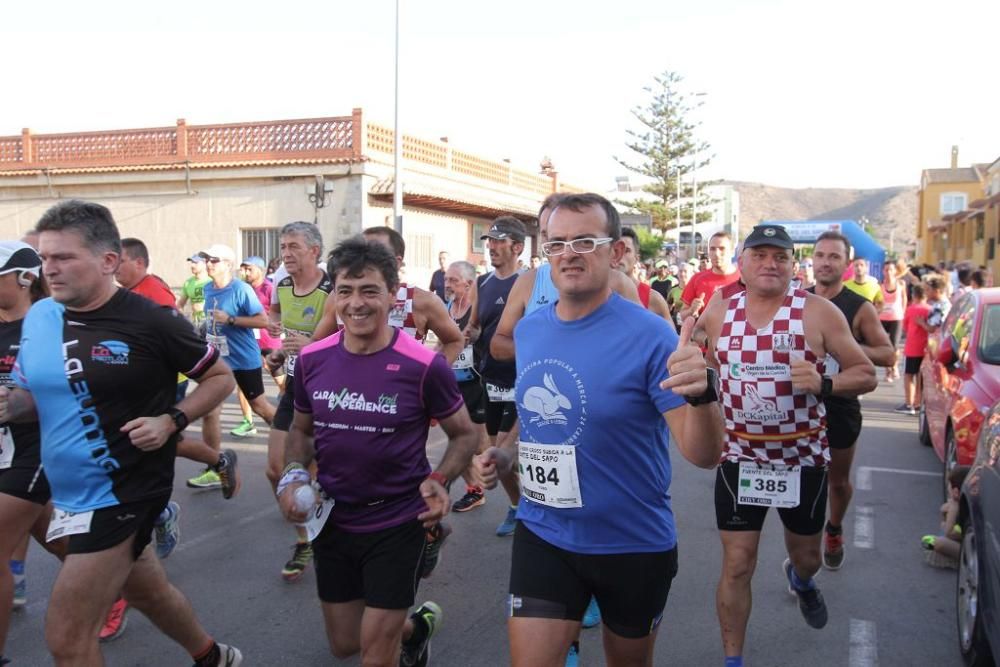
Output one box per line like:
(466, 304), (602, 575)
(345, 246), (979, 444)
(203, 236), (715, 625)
(390, 284), (422, 340)
(716, 285), (829, 467)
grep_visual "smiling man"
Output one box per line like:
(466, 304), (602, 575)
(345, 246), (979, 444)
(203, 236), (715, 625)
(278, 236), (477, 667)
(473, 192), (726, 667)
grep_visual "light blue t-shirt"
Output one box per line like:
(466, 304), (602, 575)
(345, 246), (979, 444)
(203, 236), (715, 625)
(525, 263), (559, 316)
(513, 293), (685, 554)
(203, 279), (263, 371)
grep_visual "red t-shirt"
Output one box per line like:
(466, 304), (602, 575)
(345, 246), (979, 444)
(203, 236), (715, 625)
(903, 302), (931, 357)
(681, 269), (742, 308)
(131, 274), (176, 308)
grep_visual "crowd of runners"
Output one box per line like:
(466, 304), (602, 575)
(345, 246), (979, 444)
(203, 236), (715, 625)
(0, 191), (938, 666)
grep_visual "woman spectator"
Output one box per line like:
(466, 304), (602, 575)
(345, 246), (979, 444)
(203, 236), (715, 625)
(879, 260), (907, 382)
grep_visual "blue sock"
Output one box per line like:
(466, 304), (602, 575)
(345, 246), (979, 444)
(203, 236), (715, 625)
(725, 657), (743, 667)
(9, 560), (24, 577)
(790, 566), (815, 591)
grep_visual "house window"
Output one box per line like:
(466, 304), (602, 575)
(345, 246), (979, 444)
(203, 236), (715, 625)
(405, 233), (433, 270)
(241, 228), (281, 264)
(471, 222), (488, 254)
(941, 192), (968, 215)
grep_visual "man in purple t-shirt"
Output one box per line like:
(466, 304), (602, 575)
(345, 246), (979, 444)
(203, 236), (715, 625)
(278, 237), (478, 667)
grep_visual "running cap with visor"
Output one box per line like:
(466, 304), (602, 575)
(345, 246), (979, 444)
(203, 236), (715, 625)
(241, 256), (266, 270)
(198, 244), (236, 262)
(480, 219), (526, 242)
(742, 224), (794, 251)
(0, 241), (42, 278)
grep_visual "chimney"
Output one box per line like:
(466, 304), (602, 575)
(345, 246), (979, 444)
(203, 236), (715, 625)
(951, 145), (959, 169)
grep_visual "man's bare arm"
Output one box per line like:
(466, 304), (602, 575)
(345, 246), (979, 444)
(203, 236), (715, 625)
(804, 298), (877, 396)
(647, 288), (672, 320)
(610, 271), (641, 305)
(490, 270), (534, 362)
(854, 301), (896, 367)
(311, 297), (340, 341)
(415, 288), (463, 364)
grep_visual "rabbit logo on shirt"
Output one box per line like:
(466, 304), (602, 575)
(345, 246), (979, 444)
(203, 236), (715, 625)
(522, 373), (571, 425)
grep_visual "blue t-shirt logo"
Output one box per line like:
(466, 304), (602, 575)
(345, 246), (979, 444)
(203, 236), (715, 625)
(517, 358), (589, 446)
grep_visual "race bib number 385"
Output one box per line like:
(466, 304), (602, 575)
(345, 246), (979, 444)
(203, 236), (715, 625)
(737, 462), (801, 508)
(518, 442), (582, 508)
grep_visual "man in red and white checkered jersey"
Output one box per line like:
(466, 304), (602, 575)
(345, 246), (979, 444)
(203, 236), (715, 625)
(693, 224), (876, 667)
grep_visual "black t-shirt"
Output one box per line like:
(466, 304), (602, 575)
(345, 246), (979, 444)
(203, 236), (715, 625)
(16, 289), (219, 512)
(0, 319), (41, 470)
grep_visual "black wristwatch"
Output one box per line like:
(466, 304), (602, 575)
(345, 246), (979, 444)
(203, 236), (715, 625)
(227, 315), (236, 326)
(685, 368), (719, 406)
(820, 375), (834, 398)
(166, 407), (189, 433)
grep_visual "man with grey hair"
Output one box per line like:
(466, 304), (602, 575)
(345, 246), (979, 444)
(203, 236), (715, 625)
(264, 220), (335, 582)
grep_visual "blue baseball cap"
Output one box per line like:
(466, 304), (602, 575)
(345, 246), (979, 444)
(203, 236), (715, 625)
(240, 256), (266, 270)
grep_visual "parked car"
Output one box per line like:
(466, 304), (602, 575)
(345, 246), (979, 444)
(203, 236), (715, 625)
(956, 401), (1000, 665)
(920, 289), (1000, 498)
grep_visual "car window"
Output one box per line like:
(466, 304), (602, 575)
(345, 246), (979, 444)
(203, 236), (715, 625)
(943, 293), (971, 333)
(978, 305), (1000, 365)
(948, 296), (976, 364)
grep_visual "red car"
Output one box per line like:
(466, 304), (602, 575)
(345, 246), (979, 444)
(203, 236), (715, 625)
(920, 288), (1000, 498)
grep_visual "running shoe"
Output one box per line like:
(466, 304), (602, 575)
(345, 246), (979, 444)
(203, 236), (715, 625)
(186, 468), (222, 489)
(154, 501), (181, 560)
(230, 418), (257, 438)
(213, 643), (243, 667)
(421, 522), (452, 579)
(11, 575), (25, 609)
(281, 542), (313, 582)
(400, 601), (442, 667)
(216, 449), (241, 500)
(99, 596), (129, 642)
(452, 487), (486, 513)
(823, 528), (845, 570)
(581, 596), (601, 628)
(892, 403), (917, 415)
(783, 558), (828, 629)
(921, 534), (937, 550)
(565, 642), (580, 667)
(496, 506), (518, 537)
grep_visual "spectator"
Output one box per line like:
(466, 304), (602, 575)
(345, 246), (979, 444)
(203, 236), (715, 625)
(953, 266), (973, 302)
(971, 268), (990, 290)
(924, 273), (951, 332)
(879, 260), (907, 382)
(843, 257), (884, 310)
(429, 251), (448, 301)
(897, 283), (930, 415)
(921, 465), (970, 568)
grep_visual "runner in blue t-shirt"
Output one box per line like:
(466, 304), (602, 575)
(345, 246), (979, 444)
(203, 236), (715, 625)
(475, 193), (724, 666)
(197, 244), (275, 488)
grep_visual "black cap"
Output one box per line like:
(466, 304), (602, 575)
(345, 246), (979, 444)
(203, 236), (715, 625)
(480, 218), (527, 242)
(743, 224), (794, 250)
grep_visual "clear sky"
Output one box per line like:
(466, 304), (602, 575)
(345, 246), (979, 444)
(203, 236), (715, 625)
(4, 0), (997, 190)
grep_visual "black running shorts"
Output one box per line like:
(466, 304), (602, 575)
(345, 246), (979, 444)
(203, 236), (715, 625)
(904, 355), (923, 376)
(312, 518), (426, 609)
(0, 464), (50, 505)
(64, 493), (170, 561)
(881, 320), (901, 347)
(824, 400), (863, 450)
(483, 384), (517, 436)
(232, 368), (266, 401)
(508, 523), (678, 639)
(715, 461), (828, 536)
(459, 380), (487, 424)
(272, 384), (296, 432)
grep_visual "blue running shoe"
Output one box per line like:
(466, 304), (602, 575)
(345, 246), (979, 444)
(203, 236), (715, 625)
(565, 642), (580, 667)
(783, 558), (828, 629)
(154, 501), (180, 560)
(582, 596), (601, 628)
(496, 506), (518, 537)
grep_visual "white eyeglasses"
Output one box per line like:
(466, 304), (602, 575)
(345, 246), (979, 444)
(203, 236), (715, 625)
(541, 237), (613, 257)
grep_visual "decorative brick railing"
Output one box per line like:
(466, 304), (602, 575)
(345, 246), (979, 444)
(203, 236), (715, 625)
(0, 108), (562, 194)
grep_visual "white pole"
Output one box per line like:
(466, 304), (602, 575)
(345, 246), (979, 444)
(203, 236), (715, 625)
(691, 159), (698, 258)
(393, 0), (403, 234)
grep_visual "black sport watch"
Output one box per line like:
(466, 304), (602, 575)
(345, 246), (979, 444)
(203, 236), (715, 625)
(166, 407), (189, 433)
(685, 368), (719, 406)
(820, 375), (834, 398)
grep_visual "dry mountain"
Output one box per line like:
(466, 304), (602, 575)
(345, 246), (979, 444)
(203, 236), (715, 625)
(726, 181), (918, 256)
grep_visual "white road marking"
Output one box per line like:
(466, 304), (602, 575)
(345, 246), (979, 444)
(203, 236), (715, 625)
(173, 504), (278, 555)
(854, 505), (874, 549)
(849, 618), (879, 666)
(856, 466), (939, 491)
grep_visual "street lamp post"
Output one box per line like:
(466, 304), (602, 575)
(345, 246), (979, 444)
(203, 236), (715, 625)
(393, 0), (403, 234)
(689, 92), (707, 259)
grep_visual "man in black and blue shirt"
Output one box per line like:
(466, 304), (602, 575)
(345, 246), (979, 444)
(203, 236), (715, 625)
(1, 200), (243, 667)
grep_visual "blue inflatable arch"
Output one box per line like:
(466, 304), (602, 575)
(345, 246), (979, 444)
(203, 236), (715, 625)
(761, 220), (887, 280)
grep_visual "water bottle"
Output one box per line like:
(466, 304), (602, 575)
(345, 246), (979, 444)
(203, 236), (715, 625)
(293, 484), (318, 515)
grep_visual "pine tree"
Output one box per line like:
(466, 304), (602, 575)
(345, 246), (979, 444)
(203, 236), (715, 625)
(615, 71), (716, 238)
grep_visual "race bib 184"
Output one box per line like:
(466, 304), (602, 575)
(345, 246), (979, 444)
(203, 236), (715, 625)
(518, 442), (582, 508)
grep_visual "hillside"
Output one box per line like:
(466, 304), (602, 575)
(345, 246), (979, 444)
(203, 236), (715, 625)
(726, 181), (918, 256)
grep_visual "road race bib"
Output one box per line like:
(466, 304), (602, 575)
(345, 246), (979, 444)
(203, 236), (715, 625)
(206, 333), (230, 357)
(0, 427), (13, 469)
(388, 301), (410, 329)
(518, 442), (582, 508)
(738, 462), (801, 508)
(486, 383), (515, 402)
(302, 490), (336, 542)
(285, 353), (297, 376)
(46, 509), (94, 542)
(452, 345), (474, 371)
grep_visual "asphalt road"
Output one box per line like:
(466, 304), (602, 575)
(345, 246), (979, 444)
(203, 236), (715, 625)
(6, 375), (967, 666)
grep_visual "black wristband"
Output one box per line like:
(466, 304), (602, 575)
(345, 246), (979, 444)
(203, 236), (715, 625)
(227, 315), (236, 326)
(166, 407), (189, 433)
(685, 368), (719, 406)
(820, 375), (834, 398)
